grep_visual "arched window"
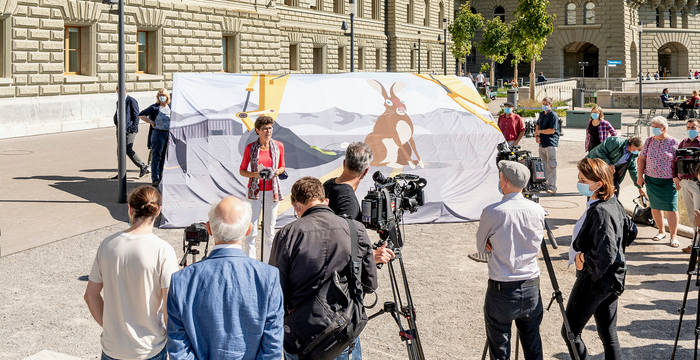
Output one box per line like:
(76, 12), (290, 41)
(424, 0), (430, 26)
(407, 0), (414, 23)
(566, 3), (576, 25)
(584, 2), (595, 24)
(494, 6), (505, 22)
(439, 2), (445, 28)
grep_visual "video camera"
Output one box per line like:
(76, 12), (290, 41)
(180, 222), (210, 267)
(496, 142), (547, 196)
(675, 147), (700, 178)
(361, 171), (426, 248)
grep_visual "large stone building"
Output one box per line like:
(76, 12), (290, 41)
(0, 0), (456, 138)
(466, 0), (700, 81)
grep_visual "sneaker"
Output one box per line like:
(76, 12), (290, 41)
(152, 180), (160, 188)
(139, 166), (150, 178)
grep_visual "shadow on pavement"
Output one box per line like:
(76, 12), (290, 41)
(552, 343), (696, 359)
(625, 279), (689, 293)
(624, 298), (695, 316)
(11, 174), (150, 222)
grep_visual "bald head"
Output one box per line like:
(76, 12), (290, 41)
(207, 196), (252, 244)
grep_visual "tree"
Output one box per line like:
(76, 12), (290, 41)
(512, 0), (554, 99)
(449, 1), (483, 76)
(477, 17), (510, 85)
(507, 17), (527, 85)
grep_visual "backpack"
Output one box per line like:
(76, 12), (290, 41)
(298, 217), (368, 360)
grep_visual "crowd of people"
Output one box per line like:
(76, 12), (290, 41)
(660, 88), (700, 120)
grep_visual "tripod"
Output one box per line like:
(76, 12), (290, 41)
(179, 241), (208, 267)
(480, 219), (580, 360)
(671, 227), (700, 359)
(368, 224), (425, 360)
(258, 167), (274, 263)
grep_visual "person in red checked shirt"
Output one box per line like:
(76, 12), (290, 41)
(498, 102), (525, 147)
(239, 115), (285, 263)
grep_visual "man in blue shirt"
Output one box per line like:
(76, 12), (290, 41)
(112, 88), (149, 179)
(535, 97), (559, 194)
(167, 196), (284, 360)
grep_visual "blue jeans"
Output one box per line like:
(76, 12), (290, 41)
(484, 278), (543, 360)
(150, 129), (169, 183)
(284, 337), (362, 360)
(101, 346), (167, 360)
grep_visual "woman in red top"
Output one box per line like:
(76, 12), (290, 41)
(239, 116), (285, 263)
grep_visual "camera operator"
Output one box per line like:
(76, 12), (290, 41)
(323, 142), (394, 264)
(166, 196), (284, 359)
(270, 177), (378, 360)
(673, 119), (700, 253)
(477, 161), (546, 359)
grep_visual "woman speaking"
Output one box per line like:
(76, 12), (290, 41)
(239, 116), (285, 263)
(564, 158), (627, 359)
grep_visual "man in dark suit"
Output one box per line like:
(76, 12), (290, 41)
(166, 196), (284, 359)
(113, 88), (149, 179)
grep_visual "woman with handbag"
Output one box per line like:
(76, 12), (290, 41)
(239, 115), (285, 263)
(564, 158), (627, 360)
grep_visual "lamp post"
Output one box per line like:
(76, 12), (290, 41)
(638, 20), (643, 118)
(341, 0), (357, 72)
(414, 31), (421, 73)
(442, 17), (448, 75)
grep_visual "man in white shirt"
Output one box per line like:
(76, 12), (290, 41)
(476, 72), (485, 87)
(476, 160), (546, 360)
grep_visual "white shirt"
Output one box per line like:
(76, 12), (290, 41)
(476, 192), (546, 282)
(212, 243), (243, 251)
(476, 73), (485, 82)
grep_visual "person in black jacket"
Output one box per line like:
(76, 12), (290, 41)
(564, 158), (627, 360)
(112, 88), (149, 179)
(269, 177), (378, 360)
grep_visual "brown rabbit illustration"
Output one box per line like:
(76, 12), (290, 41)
(364, 80), (424, 169)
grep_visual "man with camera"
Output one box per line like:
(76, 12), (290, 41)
(270, 177), (378, 360)
(535, 97), (559, 194)
(673, 119), (700, 253)
(477, 160), (546, 359)
(324, 142), (395, 264)
(587, 136), (644, 197)
(166, 196), (284, 359)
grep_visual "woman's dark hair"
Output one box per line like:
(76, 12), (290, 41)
(128, 185), (162, 219)
(255, 115), (275, 130)
(577, 158), (615, 201)
(663, 88), (669, 93)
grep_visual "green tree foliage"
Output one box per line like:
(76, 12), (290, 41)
(477, 17), (510, 85)
(507, 17), (527, 84)
(449, 1), (483, 75)
(512, 0), (555, 99)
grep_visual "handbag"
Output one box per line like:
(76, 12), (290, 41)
(632, 195), (655, 227)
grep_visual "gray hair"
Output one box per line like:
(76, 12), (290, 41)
(542, 97), (553, 105)
(207, 199), (252, 243)
(344, 142), (373, 173)
(651, 116), (668, 129)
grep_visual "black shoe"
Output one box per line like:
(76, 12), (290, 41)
(139, 166), (150, 178)
(110, 174), (118, 180)
(152, 181), (160, 188)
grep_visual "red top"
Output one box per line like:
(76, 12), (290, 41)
(240, 140), (285, 190)
(498, 113), (525, 142)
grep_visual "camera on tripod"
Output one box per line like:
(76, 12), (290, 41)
(180, 222), (210, 267)
(675, 147), (700, 178)
(496, 142), (547, 195)
(361, 171), (426, 247)
(258, 167), (274, 180)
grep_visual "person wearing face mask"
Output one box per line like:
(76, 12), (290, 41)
(497, 102), (525, 147)
(585, 106), (617, 152)
(564, 158), (628, 360)
(477, 160), (546, 360)
(139, 89), (172, 187)
(673, 119), (700, 253)
(637, 116), (681, 247)
(535, 97), (559, 194)
(587, 136), (645, 197)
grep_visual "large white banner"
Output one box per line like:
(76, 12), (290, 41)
(161, 72), (504, 228)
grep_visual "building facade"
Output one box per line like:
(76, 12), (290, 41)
(0, 0), (455, 138)
(465, 0), (700, 81)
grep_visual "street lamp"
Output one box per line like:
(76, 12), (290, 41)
(341, 0), (357, 72)
(414, 31), (421, 74)
(106, 0), (127, 202)
(638, 20), (643, 118)
(438, 17), (447, 75)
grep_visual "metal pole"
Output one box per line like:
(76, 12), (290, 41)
(639, 20), (643, 118)
(117, 0), (126, 203)
(350, 12), (355, 72)
(443, 26), (447, 75)
(418, 37), (421, 74)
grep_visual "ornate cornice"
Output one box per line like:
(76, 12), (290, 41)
(60, 0), (106, 25)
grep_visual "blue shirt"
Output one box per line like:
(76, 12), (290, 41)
(476, 192), (546, 282)
(615, 147), (631, 166)
(537, 110), (559, 148)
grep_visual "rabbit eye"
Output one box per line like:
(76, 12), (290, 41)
(385, 99), (393, 106)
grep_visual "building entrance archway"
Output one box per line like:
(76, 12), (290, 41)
(563, 42), (599, 77)
(658, 42), (688, 78)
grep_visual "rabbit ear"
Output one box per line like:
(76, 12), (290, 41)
(390, 81), (404, 98)
(367, 79), (389, 99)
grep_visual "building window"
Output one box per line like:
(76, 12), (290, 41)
(222, 35), (240, 73)
(372, 0), (380, 19)
(424, 0), (430, 26)
(427, 50), (432, 69)
(583, 2), (595, 24)
(284, 0), (299, 6)
(313, 0), (322, 10)
(682, 9), (689, 29)
(64, 27), (81, 74)
(0, 18), (8, 77)
(137, 31), (148, 73)
(566, 3), (576, 25)
(410, 49), (415, 70)
(334, 0), (344, 14)
(375, 48), (381, 69)
(494, 6), (505, 22)
(289, 44), (300, 71)
(438, 2), (444, 28)
(656, 8), (662, 27)
(313, 46), (326, 74)
(358, 47), (365, 70)
(670, 8), (677, 28)
(407, 0), (414, 23)
(358, 0), (364, 17)
(338, 47), (346, 71)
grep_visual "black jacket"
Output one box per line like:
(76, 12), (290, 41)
(573, 196), (627, 294)
(113, 95), (140, 133)
(269, 205), (378, 352)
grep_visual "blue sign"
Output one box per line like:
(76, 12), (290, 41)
(607, 60), (622, 66)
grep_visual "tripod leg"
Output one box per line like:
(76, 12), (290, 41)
(672, 229), (699, 360)
(695, 269), (700, 360)
(514, 329), (520, 360)
(481, 340), (488, 360)
(260, 182), (266, 263)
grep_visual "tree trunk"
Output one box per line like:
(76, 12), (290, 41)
(490, 58), (495, 86)
(513, 63), (518, 85)
(529, 58), (536, 101)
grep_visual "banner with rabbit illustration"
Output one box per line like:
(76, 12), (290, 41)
(160, 72), (505, 228)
